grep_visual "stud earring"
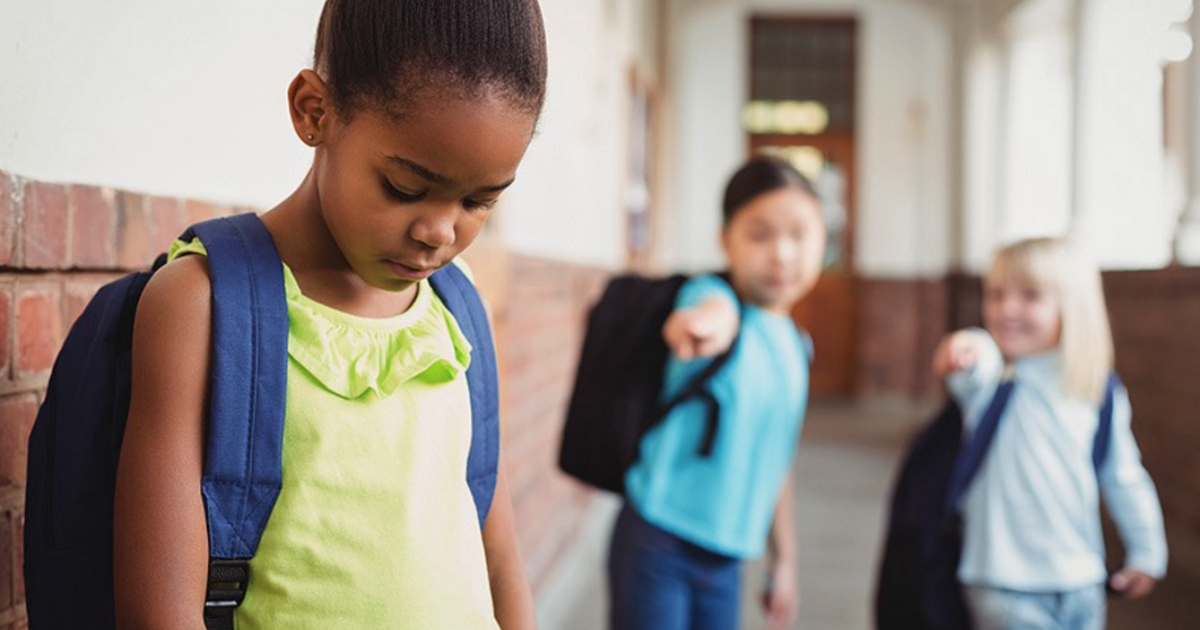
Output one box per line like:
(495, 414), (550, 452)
(306, 134), (315, 143)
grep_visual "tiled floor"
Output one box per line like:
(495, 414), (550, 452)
(549, 400), (1198, 630)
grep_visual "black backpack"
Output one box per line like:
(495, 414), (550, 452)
(557, 274), (740, 494)
(874, 375), (1118, 630)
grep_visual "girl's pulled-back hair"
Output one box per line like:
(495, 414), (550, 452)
(722, 155), (818, 225)
(988, 237), (1113, 403)
(314, 0), (548, 119)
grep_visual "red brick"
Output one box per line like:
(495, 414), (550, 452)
(68, 185), (115, 269)
(21, 182), (69, 270)
(14, 284), (62, 379)
(0, 284), (9, 380)
(148, 196), (185, 254)
(0, 511), (10, 609)
(0, 394), (37, 488)
(116, 192), (151, 270)
(0, 174), (14, 266)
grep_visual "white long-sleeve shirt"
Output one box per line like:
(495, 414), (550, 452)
(949, 329), (1168, 591)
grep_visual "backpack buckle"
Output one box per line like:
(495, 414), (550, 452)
(204, 558), (250, 625)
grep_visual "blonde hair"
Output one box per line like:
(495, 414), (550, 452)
(987, 237), (1113, 403)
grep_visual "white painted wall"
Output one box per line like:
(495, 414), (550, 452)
(1073, 0), (1174, 268)
(0, 0), (646, 268)
(663, 0), (954, 278)
(0, 0), (323, 209)
(963, 40), (1004, 273)
(998, 6), (1074, 243)
(501, 0), (638, 268)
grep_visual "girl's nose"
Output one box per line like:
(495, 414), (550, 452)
(410, 204), (458, 249)
(773, 237), (797, 264)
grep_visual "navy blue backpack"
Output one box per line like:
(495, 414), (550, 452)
(23, 213), (500, 630)
(874, 375), (1119, 630)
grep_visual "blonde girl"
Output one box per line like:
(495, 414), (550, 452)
(933, 237), (1167, 630)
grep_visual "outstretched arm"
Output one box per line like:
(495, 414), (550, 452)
(113, 256), (213, 630)
(933, 328), (1004, 427)
(662, 296), (739, 360)
(932, 328), (986, 377)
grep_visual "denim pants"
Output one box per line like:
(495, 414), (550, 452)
(964, 583), (1107, 630)
(608, 503), (742, 630)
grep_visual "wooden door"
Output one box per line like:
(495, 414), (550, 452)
(746, 16), (858, 397)
(749, 134), (856, 397)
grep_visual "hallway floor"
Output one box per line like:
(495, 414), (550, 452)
(553, 400), (1197, 630)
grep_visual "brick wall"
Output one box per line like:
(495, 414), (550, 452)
(0, 170), (241, 630)
(856, 277), (951, 399)
(1104, 268), (1200, 591)
(492, 254), (609, 592)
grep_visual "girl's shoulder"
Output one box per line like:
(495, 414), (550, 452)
(140, 254), (213, 325)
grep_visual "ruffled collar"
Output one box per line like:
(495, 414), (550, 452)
(168, 237), (471, 400)
(281, 265), (472, 399)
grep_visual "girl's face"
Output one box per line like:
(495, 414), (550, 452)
(721, 187), (825, 314)
(314, 88), (535, 294)
(983, 276), (1063, 359)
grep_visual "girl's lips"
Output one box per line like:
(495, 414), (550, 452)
(383, 259), (435, 280)
(766, 275), (796, 289)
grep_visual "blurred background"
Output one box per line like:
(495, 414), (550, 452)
(1, 0), (1197, 628)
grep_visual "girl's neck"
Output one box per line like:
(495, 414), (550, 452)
(1004, 347), (1062, 367)
(260, 173), (418, 318)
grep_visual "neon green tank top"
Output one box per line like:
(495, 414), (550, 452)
(168, 240), (499, 629)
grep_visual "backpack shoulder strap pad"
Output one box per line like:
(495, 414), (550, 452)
(429, 263), (500, 527)
(1093, 372), (1120, 472)
(185, 214), (289, 560)
(945, 379), (1015, 513)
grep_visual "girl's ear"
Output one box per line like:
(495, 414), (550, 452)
(719, 223), (733, 259)
(288, 69), (331, 146)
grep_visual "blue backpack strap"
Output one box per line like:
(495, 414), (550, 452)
(945, 380), (1015, 513)
(1093, 372), (1120, 472)
(181, 214), (288, 561)
(429, 263), (500, 527)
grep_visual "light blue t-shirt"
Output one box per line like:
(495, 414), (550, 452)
(625, 274), (810, 559)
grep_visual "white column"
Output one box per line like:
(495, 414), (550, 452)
(1175, 10), (1200, 264)
(1072, 0), (1172, 268)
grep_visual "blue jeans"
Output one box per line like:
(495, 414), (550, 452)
(608, 504), (742, 630)
(964, 583), (1107, 630)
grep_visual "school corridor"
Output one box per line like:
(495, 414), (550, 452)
(3, 1), (1200, 629)
(547, 401), (1200, 630)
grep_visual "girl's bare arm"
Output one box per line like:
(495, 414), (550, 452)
(763, 471), (799, 629)
(482, 462), (537, 629)
(113, 256), (212, 630)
